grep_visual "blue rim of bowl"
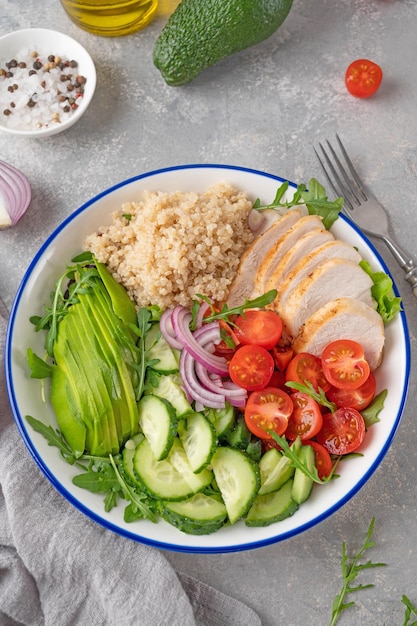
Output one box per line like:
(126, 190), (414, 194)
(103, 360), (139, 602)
(5, 163), (411, 553)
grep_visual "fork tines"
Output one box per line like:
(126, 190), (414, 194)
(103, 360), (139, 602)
(314, 134), (367, 211)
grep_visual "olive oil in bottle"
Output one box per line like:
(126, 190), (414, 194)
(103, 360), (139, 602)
(156, 0), (181, 16)
(60, 0), (158, 36)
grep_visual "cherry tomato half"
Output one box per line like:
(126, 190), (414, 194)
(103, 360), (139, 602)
(327, 372), (376, 411)
(244, 387), (294, 440)
(213, 320), (240, 360)
(229, 344), (274, 391)
(304, 441), (333, 480)
(271, 344), (294, 372)
(286, 352), (331, 392)
(268, 369), (287, 391)
(321, 339), (370, 391)
(234, 310), (283, 351)
(345, 59), (383, 98)
(316, 407), (366, 455)
(285, 392), (323, 441)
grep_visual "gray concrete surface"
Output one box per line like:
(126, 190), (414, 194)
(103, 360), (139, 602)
(1, 1), (417, 624)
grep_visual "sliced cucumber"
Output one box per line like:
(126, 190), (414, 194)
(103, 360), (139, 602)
(258, 449), (295, 496)
(211, 446), (260, 524)
(292, 444), (316, 505)
(226, 413), (251, 450)
(160, 493), (227, 535)
(133, 438), (195, 500)
(122, 433), (144, 483)
(259, 447), (281, 481)
(137, 394), (177, 461)
(205, 403), (236, 439)
(245, 437), (262, 462)
(145, 323), (179, 374)
(146, 373), (193, 418)
(245, 479), (299, 527)
(178, 411), (217, 473)
(167, 438), (213, 493)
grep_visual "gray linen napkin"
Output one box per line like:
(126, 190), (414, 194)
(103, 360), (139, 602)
(0, 303), (261, 626)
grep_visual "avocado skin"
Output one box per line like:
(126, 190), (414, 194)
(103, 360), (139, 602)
(153, 0), (294, 86)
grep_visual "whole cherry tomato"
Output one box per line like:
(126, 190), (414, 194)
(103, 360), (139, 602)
(345, 59), (383, 98)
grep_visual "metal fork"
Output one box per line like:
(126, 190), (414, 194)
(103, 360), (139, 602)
(314, 134), (417, 298)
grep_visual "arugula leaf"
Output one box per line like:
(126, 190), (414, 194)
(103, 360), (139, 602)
(131, 307), (155, 400)
(31, 259), (100, 357)
(402, 595), (417, 626)
(330, 518), (386, 626)
(104, 490), (119, 512)
(359, 260), (402, 323)
(268, 432), (339, 484)
(25, 415), (82, 463)
(108, 454), (158, 523)
(253, 178), (343, 230)
(195, 290), (277, 327)
(300, 178), (344, 230)
(72, 463), (121, 493)
(27, 348), (52, 379)
(361, 389), (387, 428)
(285, 380), (337, 413)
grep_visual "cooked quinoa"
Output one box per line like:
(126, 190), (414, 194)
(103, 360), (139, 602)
(84, 183), (255, 309)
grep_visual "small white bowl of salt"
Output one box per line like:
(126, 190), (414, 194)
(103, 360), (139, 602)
(0, 28), (96, 138)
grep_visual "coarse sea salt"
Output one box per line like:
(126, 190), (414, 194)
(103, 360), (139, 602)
(0, 48), (87, 132)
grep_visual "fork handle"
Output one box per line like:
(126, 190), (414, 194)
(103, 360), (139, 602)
(381, 235), (417, 298)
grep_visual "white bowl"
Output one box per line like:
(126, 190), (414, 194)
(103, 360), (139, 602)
(5, 164), (411, 553)
(0, 28), (96, 138)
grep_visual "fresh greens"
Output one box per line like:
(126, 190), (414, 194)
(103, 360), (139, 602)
(361, 389), (387, 428)
(26, 414), (83, 463)
(268, 432), (340, 485)
(27, 348), (52, 379)
(26, 415), (157, 521)
(192, 289), (277, 328)
(359, 260), (402, 323)
(330, 521), (417, 625)
(330, 518), (386, 626)
(286, 380), (337, 413)
(253, 178), (344, 230)
(402, 595), (417, 626)
(130, 307), (158, 401)
(30, 254), (101, 358)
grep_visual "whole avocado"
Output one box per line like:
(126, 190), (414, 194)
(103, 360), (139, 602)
(153, 0), (294, 86)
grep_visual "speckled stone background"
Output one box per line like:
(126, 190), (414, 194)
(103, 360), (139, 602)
(1, 1), (417, 624)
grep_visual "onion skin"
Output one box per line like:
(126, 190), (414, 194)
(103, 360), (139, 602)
(0, 160), (32, 229)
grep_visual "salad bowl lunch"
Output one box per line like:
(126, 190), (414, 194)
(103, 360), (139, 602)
(5, 164), (410, 554)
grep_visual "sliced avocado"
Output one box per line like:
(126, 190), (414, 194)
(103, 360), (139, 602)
(94, 259), (138, 327)
(50, 365), (86, 456)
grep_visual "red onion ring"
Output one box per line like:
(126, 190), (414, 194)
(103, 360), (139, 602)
(194, 300), (211, 328)
(159, 308), (183, 350)
(0, 160), (31, 228)
(180, 349), (226, 409)
(194, 361), (246, 398)
(170, 306), (229, 377)
(160, 303), (247, 409)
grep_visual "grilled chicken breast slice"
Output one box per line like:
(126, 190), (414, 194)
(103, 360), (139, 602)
(226, 208), (303, 307)
(292, 297), (385, 370)
(277, 258), (375, 338)
(274, 240), (363, 310)
(264, 228), (335, 293)
(255, 215), (325, 295)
